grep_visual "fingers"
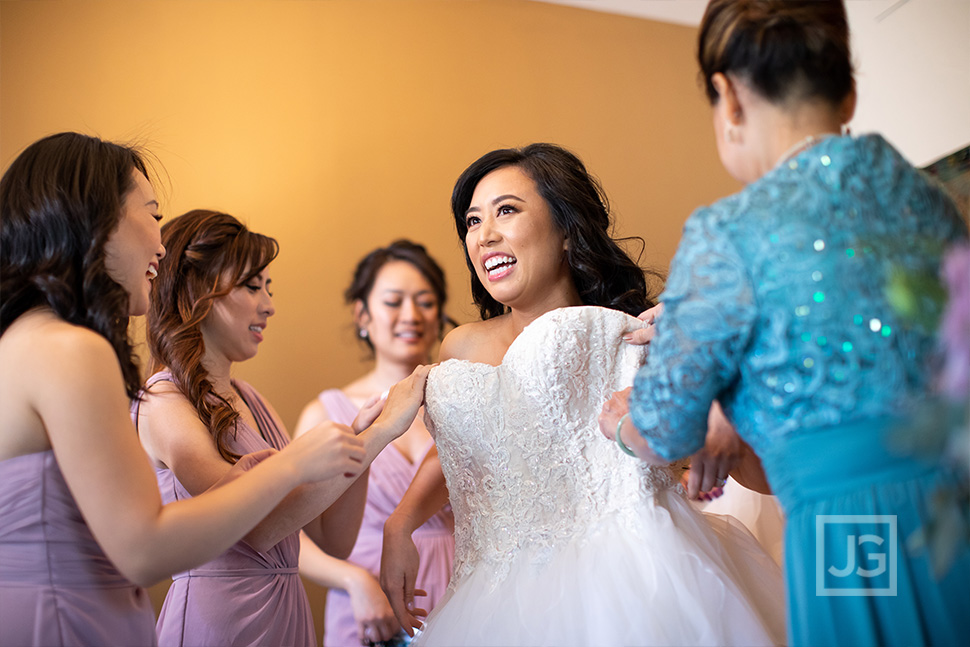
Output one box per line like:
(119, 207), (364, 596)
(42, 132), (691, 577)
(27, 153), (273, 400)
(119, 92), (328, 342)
(638, 302), (664, 322)
(352, 393), (386, 434)
(236, 448), (277, 469)
(686, 464), (703, 500)
(622, 325), (656, 346)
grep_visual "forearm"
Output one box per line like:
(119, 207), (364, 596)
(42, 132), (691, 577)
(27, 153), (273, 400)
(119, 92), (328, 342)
(303, 468), (369, 558)
(617, 415), (668, 466)
(386, 447), (448, 536)
(298, 531), (367, 591)
(242, 474), (360, 553)
(245, 420), (399, 553)
(730, 444), (773, 494)
(124, 451), (304, 586)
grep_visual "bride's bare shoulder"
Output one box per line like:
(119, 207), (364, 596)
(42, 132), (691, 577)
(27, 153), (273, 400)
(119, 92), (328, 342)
(439, 317), (509, 364)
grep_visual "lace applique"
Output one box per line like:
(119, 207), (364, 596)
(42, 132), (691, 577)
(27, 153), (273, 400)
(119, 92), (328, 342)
(426, 307), (679, 592)
(630, 134), (968, 460)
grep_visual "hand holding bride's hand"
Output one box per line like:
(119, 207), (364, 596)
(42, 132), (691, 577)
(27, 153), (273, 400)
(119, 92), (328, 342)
(380, 515), (427, 636)
(622, 303), (664, 346)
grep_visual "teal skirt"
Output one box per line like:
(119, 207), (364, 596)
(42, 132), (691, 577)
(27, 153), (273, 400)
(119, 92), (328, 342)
(761, 417), (969, 646)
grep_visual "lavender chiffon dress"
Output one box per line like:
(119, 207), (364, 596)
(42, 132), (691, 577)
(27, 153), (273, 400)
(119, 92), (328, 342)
(134, 371), (315, 647)
(0, 450), (156, 647)
(318, 390), (454, 647)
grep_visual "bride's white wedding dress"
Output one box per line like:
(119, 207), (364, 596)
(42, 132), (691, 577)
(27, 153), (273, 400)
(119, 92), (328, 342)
(416, 306), (786, 647)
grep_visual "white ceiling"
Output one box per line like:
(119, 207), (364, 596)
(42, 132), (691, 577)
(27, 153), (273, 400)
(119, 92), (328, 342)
(534, 0), (708, 26)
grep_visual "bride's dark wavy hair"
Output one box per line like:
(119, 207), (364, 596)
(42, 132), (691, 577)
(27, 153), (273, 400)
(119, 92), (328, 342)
(0, 132), (151, 400)
(147, 210), (278, 464)
(451, 143), (662, 319)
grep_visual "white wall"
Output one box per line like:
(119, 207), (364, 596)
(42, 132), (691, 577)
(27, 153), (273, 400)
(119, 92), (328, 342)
(540, 0), (970, 166)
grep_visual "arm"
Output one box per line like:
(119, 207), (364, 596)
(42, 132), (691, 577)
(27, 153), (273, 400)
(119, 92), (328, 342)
(380, 446), (448, 636)
(628, 212), (757, 462)
(35, 325), (365, 587)
(302, 371), (431, 558)
(291, 395), (370, 559)
(138, 383), (362, 554)
(140, 366), (430, 556)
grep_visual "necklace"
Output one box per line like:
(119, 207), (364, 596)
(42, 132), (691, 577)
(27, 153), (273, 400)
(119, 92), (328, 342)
(776, 132), (837, 168)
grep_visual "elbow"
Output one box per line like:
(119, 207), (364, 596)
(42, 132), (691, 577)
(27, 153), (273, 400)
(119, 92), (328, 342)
(314, 536), (354, 560)
(242, 530), (281, 555)
(304, 523), (356, 560)
(113, 551), (170, 589)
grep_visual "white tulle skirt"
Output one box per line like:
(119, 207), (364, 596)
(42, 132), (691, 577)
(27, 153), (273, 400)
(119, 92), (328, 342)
(413, 488), (786, 647)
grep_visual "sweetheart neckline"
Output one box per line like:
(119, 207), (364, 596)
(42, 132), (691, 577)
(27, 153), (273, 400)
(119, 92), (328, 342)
(439, 305), (644, 370)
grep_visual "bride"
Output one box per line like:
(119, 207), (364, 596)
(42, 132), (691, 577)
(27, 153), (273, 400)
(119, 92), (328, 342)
(380, 143), (786, 646)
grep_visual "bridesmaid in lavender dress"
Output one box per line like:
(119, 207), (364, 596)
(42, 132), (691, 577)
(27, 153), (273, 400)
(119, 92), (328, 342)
(135, 213), (432, 647)
(296, 241), (455, 647)
(0, 133), (376, 647)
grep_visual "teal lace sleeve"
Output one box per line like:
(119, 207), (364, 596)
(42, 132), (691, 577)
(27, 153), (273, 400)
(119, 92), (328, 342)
(629, 208), (756, 461)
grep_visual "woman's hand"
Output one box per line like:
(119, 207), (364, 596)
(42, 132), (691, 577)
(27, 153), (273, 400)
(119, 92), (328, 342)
(345, 566), (402, 645)
(371, 364), (433, 440)
(284, 421), (366, 482)
(352, 393), (385, 434)
(683, 402), (742, 500)
(598, 387), (632, 441)
(380, 514), (427, 636)
(622, 302), (664, 345)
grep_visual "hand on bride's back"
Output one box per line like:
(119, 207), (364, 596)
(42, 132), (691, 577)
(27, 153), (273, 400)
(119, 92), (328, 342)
(622, 303), (664, 346)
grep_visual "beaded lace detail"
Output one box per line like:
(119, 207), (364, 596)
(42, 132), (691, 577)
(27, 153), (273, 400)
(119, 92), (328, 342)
(629, 134), (968, 461)
(426, 306), (680, 592)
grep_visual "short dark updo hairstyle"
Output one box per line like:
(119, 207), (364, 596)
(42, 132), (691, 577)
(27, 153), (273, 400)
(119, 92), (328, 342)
(345, 239), (452, 352)
(698, 0), (854, 107)
(451, 143), (658, 320)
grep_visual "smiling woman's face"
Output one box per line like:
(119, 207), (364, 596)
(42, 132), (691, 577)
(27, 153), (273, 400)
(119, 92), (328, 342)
(103, 169), (165, 316)
(463, 165), (570, 312)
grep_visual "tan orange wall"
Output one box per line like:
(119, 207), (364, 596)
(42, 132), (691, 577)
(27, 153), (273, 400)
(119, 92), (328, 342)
(0, 0), (738, 636)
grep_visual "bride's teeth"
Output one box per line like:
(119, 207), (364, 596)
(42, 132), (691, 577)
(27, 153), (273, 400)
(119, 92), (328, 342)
(147, 266), (158, 279)
(485, 255), (515, 271)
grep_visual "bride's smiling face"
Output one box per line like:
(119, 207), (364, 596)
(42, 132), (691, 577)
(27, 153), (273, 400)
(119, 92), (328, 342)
(464, 165), (570, 311)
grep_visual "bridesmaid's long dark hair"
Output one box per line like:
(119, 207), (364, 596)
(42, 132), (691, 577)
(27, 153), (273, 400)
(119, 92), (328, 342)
(0, 132), (151, 400)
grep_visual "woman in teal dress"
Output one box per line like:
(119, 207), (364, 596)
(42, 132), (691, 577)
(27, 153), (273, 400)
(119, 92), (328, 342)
(600, 1), (969, 645)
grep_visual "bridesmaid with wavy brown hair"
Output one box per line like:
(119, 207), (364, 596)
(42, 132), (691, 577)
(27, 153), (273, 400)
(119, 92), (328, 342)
(135, 210), (429, 646)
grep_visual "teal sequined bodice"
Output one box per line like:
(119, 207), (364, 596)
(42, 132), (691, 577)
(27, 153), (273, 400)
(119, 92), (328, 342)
(630, 134), (967, 460)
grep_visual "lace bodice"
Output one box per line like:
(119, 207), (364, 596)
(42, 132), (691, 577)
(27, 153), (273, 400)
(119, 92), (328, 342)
(630, 134), (968, 461)
(426, 306), (680, 591)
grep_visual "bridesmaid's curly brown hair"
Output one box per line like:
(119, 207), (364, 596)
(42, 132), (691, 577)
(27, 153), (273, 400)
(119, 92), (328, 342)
(147, 209), (278, 463)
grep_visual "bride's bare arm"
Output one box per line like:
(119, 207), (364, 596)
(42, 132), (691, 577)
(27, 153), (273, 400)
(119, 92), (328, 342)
(381, 445), (449, 635)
